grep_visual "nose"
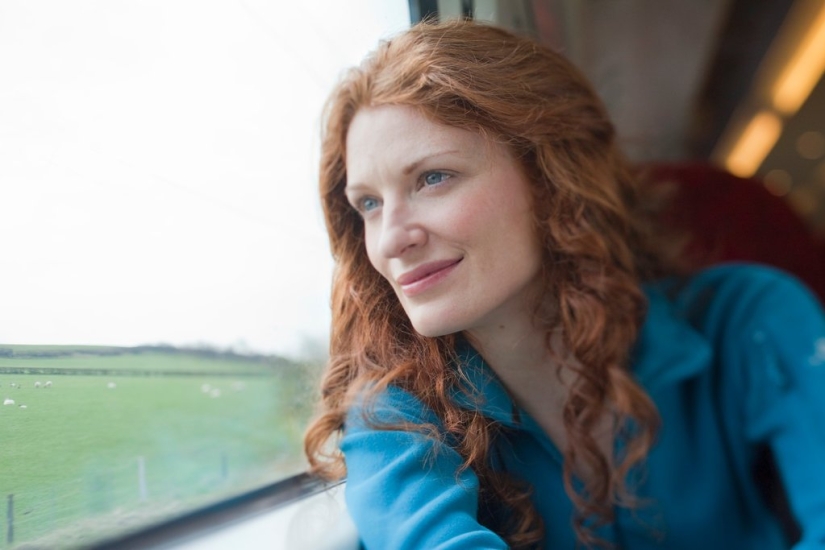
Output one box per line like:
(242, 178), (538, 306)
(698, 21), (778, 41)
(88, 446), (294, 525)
(376, 199), (427, 259)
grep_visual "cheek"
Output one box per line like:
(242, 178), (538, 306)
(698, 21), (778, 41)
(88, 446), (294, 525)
(363, 231), (387, 278)
(436, 192), (490, 241)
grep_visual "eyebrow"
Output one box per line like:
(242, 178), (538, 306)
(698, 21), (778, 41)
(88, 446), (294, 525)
(401, 149), (460, 175)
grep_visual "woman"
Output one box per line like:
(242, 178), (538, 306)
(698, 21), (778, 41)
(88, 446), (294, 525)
(304, 19), (825, 549)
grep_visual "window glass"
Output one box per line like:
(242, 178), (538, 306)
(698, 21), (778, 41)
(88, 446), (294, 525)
(0, 1), (409, 547)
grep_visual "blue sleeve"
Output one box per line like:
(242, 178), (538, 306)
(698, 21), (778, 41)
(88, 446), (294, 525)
(742, 273), (825, 549)
(340, 386), (508, 550)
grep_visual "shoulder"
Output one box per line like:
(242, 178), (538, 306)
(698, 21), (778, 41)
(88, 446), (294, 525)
(341, 384), (456, 493)
(656, 263), (825, 404)
(344, 384), (442, 433)
(636, 263), (824, 392)
(342, 384), (452, 464)
(340, 384), (508, 549)
(652, 262), (821, 336)
(685, 261), (812, 293)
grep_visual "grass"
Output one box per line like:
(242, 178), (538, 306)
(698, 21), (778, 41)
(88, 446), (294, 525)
(0, 348), (321, 549)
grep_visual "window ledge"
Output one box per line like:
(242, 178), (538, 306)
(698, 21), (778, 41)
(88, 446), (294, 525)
(92, 474), (359, 550)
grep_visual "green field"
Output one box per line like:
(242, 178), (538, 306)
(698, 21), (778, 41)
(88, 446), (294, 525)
(0, 346), (321, 549)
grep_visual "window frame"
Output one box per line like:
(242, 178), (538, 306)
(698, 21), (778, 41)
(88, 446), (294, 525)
(89, 473), (339, 549)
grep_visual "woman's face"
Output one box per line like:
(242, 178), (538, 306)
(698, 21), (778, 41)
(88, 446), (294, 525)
(344, 104), (543, 338)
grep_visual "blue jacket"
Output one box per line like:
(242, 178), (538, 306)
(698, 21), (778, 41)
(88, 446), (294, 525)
(341, 264), (825, 549)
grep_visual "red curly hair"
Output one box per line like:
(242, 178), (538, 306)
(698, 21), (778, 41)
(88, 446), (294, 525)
(305, 19), (669, 549)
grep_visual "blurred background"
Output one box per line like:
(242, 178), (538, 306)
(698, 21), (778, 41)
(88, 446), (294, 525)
(424, 0), (825, 234)
(3, 0), (823, 356)
(1, 2), (823, 548)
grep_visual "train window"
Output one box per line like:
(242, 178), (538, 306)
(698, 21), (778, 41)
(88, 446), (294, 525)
(0, 1), (409, 547)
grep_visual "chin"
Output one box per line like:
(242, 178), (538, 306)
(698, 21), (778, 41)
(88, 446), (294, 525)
(407, 310), (466, 338)
(412, 324), (453, 338)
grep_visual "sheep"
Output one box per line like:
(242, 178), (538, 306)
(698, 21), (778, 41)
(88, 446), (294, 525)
(3, 398), (14, 406)
(44, 381), (52, 388)
(107, 382), (116, 389)
(201, 383), (211, 393)
(34, 381), (42, 388)
(19, 405), (27, 409)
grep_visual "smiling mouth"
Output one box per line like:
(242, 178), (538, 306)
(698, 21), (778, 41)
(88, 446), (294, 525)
(397, 258), (462, 297)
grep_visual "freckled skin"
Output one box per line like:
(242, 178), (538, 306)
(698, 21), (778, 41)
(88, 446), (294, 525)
(344, 105), (543, 339)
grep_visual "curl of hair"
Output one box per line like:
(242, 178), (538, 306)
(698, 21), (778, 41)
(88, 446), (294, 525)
(305, 19), (671, 549)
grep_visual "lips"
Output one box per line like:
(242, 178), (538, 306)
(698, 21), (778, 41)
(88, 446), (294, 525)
(396, 258), (462, 296)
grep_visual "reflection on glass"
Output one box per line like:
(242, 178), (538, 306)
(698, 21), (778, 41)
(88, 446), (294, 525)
(0, 0), (408, 546)
(0, 344), (321, 546)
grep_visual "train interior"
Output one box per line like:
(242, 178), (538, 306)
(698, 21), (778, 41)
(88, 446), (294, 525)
(106, 0), (825, 547)
(4, 0), (825, 548)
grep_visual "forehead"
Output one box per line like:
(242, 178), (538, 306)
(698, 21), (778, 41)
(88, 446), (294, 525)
(344, 105), (487, 179)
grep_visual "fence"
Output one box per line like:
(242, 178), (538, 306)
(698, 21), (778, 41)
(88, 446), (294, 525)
(2, 450), (300, 549)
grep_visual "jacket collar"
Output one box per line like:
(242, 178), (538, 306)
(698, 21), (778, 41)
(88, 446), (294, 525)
(632, 283), (713, 394)
(452, 339), (519, 426)
(452, 284), (713, 423)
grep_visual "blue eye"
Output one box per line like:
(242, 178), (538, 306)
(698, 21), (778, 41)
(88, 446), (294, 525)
(424, 171), (449, 186)
(359, 197), (380, 212)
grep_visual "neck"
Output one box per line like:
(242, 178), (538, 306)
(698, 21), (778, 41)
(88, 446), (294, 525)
(464, 310), (616, 471)
(463, 313), (573, 414)
(464, 315), (586, 459)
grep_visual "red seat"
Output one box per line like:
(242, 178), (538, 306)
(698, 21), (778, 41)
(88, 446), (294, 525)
(648, 162), (825, 301)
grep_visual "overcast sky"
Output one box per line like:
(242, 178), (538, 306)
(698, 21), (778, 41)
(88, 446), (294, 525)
(0, 1), (410, 358)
